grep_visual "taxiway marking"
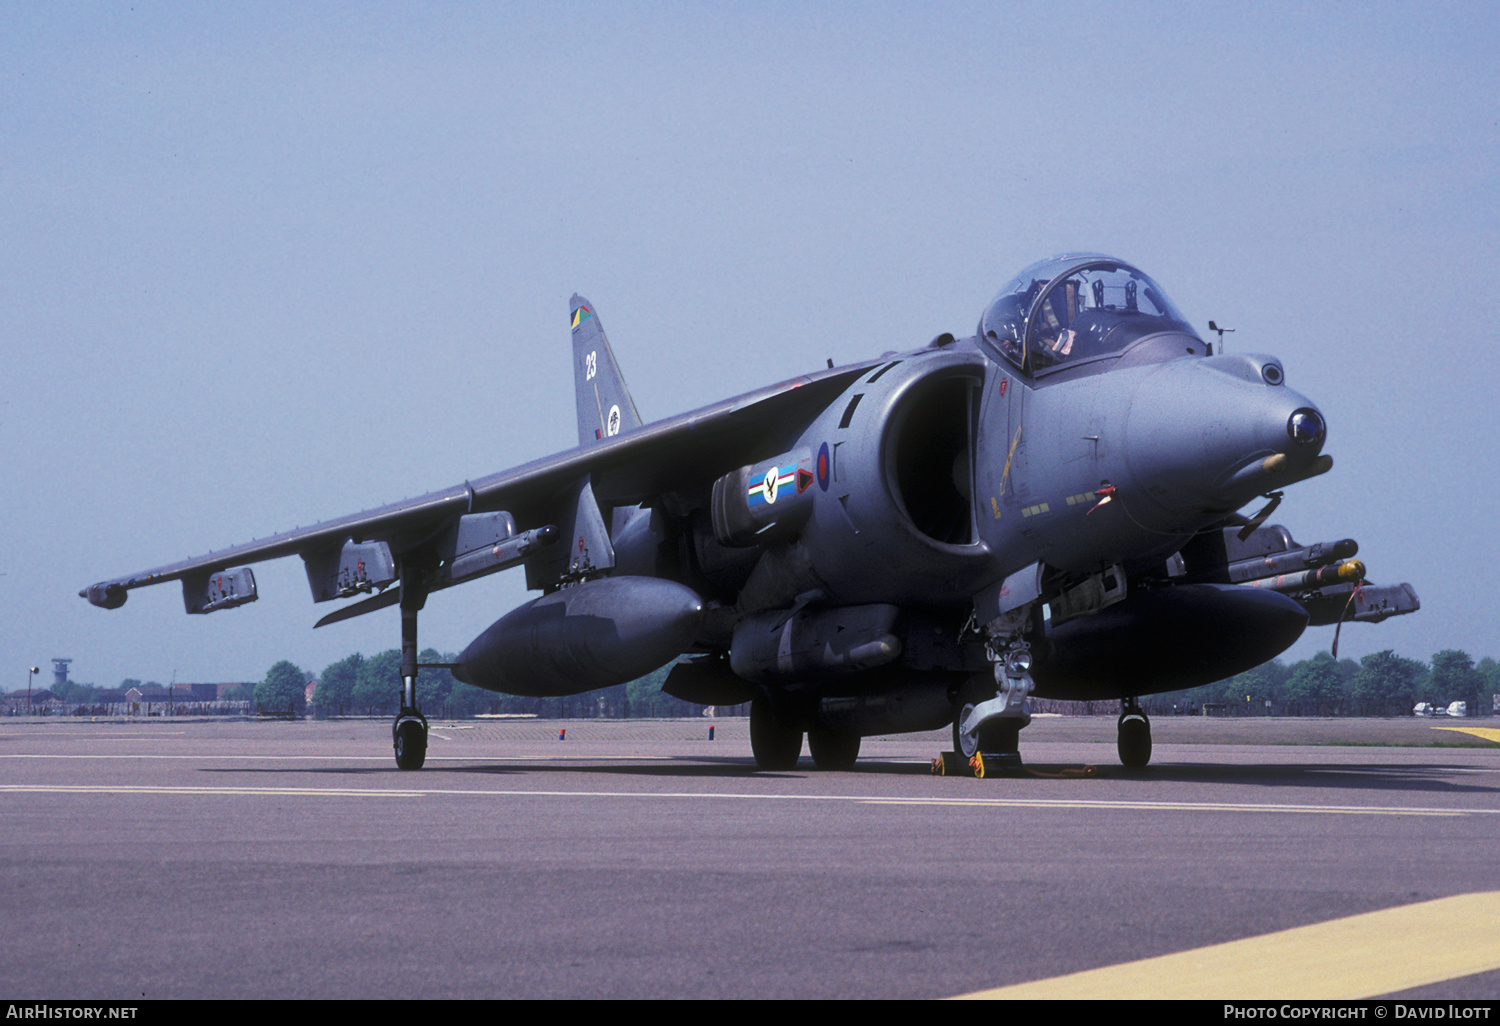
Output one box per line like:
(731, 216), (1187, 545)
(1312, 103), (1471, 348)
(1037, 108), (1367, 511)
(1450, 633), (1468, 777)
(0, 731), (187, 739)
(951, 891), (1500, 999)
(867, 797), (1463, 816)
(1435, 726), (1500, 744)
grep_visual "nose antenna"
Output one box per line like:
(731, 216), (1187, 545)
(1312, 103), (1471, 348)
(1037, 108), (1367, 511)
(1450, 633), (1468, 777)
(1207, 320), (1235, 355)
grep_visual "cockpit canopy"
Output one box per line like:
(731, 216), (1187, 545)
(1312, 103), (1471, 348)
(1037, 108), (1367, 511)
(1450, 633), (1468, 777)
(978, 254), (1199, 375)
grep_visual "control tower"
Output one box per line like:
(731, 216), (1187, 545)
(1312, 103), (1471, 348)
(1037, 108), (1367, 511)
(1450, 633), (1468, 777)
(52, 658), (72, 687)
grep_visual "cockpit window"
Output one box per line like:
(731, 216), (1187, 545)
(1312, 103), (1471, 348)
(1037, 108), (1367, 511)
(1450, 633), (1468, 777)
(979, 255), (1197, 374)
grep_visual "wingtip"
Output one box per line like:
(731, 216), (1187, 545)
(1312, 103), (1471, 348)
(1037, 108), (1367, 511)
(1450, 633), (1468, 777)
(81, 581), (129, 609)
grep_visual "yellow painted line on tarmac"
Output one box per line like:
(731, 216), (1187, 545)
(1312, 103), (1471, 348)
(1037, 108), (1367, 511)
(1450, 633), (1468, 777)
(1, 784), (424, 797)
(0, 732), (188, 739)
(1434, 726), (1500, 743)
(951, 891), (1500, 999)
(863, 797), (1466, 817)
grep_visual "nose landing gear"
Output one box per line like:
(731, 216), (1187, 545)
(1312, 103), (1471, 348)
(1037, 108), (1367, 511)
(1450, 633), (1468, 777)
(949, 623), (1036, 776)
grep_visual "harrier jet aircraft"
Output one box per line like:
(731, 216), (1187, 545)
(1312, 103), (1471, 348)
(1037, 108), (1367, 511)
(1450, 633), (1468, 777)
(83, 254), (1418, 771)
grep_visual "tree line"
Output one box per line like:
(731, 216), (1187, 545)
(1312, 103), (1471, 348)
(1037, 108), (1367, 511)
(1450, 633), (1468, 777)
(1178, 649), (1496, 717)
(47, 647), (1494, 720)
(246, 646), (1497, 720)
(252, 651), (717, 719)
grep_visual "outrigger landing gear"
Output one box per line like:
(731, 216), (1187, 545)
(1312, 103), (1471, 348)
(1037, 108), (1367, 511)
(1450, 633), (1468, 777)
(1118, 697), (1151, 768)
(392, 570), (430, 771)
(394, 708), (428, 770)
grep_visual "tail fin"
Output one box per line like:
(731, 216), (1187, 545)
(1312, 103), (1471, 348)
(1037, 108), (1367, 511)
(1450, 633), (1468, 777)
(571, 294), (643, 447)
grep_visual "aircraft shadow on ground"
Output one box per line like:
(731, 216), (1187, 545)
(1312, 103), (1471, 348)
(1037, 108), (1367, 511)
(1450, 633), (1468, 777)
(196, 755), (1500, 794)
(1058, 759), (1500, 795)
(199, 757), (823, 780)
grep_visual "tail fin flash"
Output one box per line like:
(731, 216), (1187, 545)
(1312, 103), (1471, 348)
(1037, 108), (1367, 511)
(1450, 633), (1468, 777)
(571, 294), (643, 447)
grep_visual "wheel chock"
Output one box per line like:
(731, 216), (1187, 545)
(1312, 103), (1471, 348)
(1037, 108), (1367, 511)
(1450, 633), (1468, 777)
(932, 751), (974, 776)
(933, 750), (1026, 777)
(973, 750), (1023, 777)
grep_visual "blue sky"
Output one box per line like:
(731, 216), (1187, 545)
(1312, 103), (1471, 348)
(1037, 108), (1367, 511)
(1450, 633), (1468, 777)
(4, 1), (1497, 688)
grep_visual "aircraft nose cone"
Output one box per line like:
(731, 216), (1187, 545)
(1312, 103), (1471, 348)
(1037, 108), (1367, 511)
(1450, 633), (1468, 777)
(1122, 356), (1328, 523)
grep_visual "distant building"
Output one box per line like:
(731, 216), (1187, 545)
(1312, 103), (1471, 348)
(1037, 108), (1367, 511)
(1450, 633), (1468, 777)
(7, 682), (256, 716)
(3, 689), (60, 712)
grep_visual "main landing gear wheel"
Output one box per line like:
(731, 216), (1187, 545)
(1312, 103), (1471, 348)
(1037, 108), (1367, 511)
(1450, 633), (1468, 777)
(807, 726), (860, 771)
(393, 710), (429, 771)
(750, 693), (803, 771)
(1117, 701), (1151, 768)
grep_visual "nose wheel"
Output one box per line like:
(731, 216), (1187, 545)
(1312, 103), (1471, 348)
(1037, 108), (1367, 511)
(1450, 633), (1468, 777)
(951, 676), (1026, 774)
(1118, 699), (1151, 768)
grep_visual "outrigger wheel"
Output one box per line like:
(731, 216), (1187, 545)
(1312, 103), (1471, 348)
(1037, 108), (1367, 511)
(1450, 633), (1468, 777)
(392, 569), (430, 771)
(1117, 698), (1151, 768)
(394, 709), (429, 771)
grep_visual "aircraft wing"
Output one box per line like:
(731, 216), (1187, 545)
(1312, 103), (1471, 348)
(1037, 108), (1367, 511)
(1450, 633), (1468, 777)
(82, 359), (879, 613)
